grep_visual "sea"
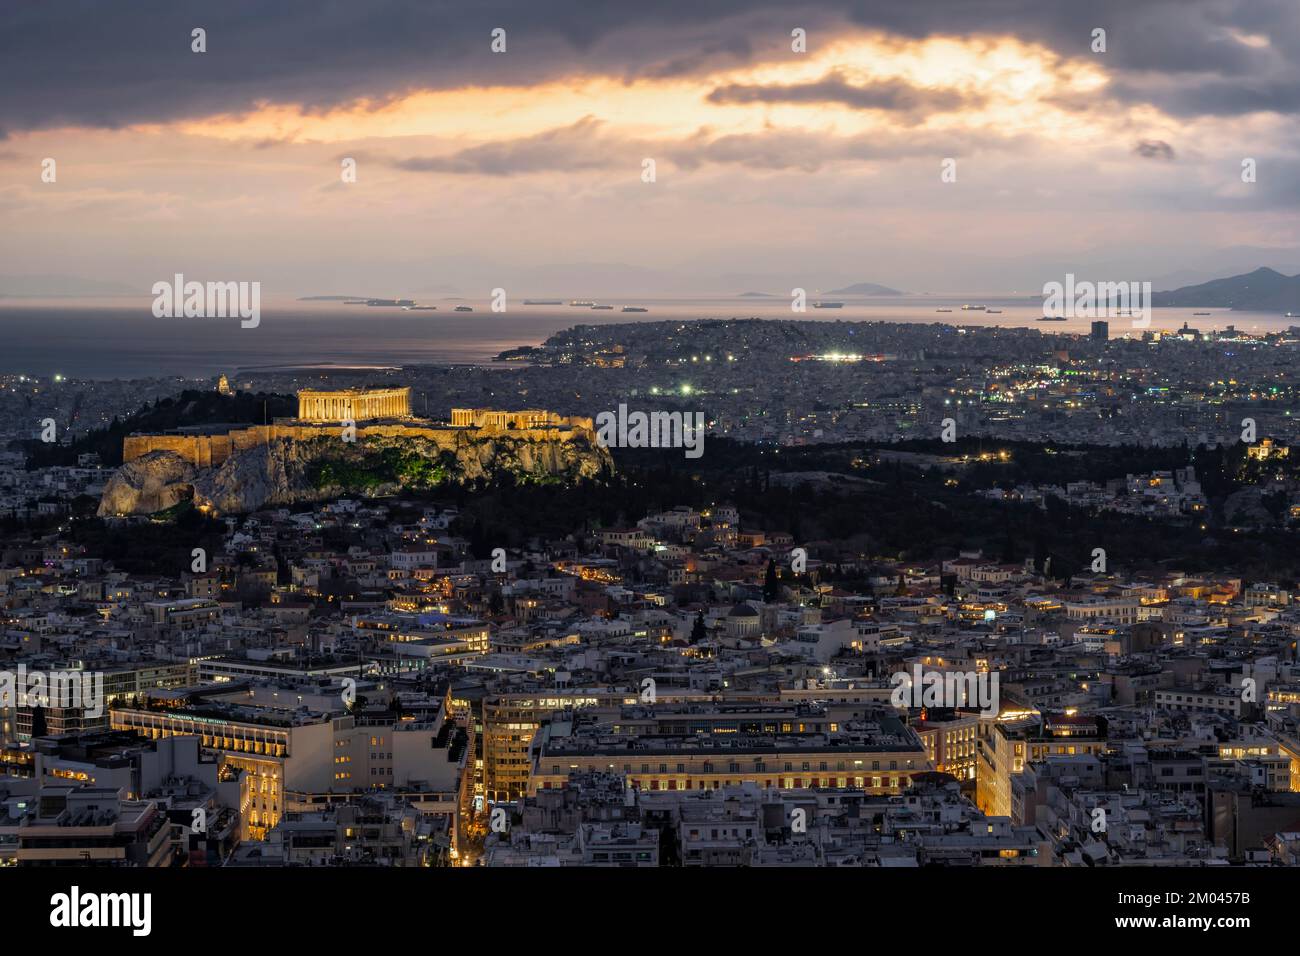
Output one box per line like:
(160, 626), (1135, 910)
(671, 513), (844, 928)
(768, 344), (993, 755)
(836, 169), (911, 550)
(0, 295), (1290, 379)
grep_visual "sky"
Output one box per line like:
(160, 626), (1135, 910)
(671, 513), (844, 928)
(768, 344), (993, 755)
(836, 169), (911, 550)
(1, 0), (1298, 297)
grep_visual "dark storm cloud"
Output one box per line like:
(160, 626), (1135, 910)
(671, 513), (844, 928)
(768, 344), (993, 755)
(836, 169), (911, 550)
(0, 0), (804, 134)
(1109, 77), (1300, 117)
(706, 71), (979, 118)
(1, 0), (1297, 135)
(1134, 139), (1175, 160)
(640, 35), (756, 80)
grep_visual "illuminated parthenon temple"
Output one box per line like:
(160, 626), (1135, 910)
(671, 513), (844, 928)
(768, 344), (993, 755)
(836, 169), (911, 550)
(298, 387), (410, 422)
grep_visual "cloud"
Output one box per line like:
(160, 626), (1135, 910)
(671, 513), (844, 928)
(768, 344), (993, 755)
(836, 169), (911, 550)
(383, 117), (626, 175)
(664, 125), (1024, 172)
(2, 0), (1298, 138)
(1134, 139), (1176, 160)
(706, 70), (980, 121)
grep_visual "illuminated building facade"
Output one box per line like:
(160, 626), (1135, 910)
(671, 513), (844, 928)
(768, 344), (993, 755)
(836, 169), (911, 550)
(914, 709), (981, 782)
(110, 694), (469, 845)
(977, 723), (1107, 818)
(298, 387), (411, 422)
(530, 704), (930, 796)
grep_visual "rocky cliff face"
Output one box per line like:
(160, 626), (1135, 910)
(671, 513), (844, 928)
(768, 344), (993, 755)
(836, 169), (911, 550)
(99, 431), (613, 516)
(98, 451), (198, 516)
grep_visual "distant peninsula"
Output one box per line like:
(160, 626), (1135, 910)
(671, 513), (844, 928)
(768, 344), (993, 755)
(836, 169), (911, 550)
(1151, 267), (1300, 312)
(824, 282), (903, 296)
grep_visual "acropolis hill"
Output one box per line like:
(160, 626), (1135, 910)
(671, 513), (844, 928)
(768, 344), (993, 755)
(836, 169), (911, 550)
(121, 387), (596, 468)
(100, 388), (611, 516)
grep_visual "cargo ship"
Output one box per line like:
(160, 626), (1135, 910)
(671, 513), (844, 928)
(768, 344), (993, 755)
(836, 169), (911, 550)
(621, 306), (648, 312)
(569, 300), (595, 307)
(523, 299), (563, 305)
(454, 305), (474, 312)
(812, 301), (844, 309)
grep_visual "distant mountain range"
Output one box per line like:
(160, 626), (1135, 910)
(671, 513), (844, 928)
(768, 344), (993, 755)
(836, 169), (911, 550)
(823, 282), (903, 295)
(1152, 267), (1300, 312)
(738, 282), (902, 297)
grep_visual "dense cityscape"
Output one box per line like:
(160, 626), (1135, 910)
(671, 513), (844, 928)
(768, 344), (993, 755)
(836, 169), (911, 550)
(2, 318), (1300, 876)
(8, 0), (1300, 937)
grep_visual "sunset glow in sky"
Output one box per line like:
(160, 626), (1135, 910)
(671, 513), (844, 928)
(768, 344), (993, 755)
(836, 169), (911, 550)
(1, 1), (1297, 295)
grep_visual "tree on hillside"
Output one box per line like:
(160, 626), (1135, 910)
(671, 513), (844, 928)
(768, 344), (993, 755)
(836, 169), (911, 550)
(690, 611), (707, 643)
(762, 559), (779, 602)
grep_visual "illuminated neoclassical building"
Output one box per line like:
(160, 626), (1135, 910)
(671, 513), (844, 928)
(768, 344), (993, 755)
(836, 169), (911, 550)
(298, 387), (410, 422)
(1248, 437), (1289, 461)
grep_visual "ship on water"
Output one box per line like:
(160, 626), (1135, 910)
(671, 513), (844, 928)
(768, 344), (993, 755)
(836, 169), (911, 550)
(936, 308), (953, 313)
(812, 301), (844, 309)
(985, 309), (1003, 314)
(1037, 315), (1066, 321)
(569, 300), (595, 307)
(454, 305), (474, 312)
(523, 299), (563, 305)
(590, 304), (614, 310)
(961, 304), (986, 311)
(621, 306), (648, 312)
